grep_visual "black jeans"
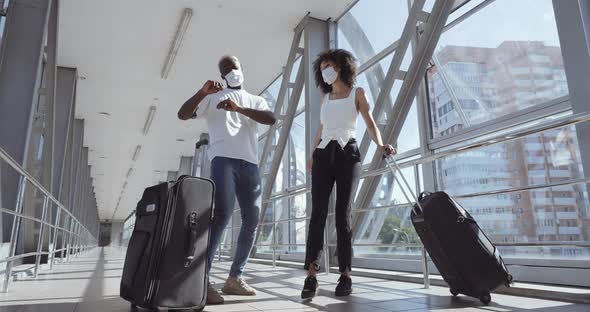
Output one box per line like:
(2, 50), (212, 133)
(304, 139), (361, 273)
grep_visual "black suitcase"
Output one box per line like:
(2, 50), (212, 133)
(385, 158), (512, 305)
(120, 175), (214, 311)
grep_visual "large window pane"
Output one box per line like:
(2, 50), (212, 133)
(436, 122), (589, 255)
(456, 184), (590, 255)
(427, 0), (568, 139)
(338, 0), (408, 65)
(290, 194), (307, 219)
(353, 206), (422, 257)
(437, 124), (584, 197)
(368, 164), (418, 208)
(356, 55), (392, 141)
(259, 75), (282, 134)
(261, 75), (282, 112)
(355, 54), (421, 160)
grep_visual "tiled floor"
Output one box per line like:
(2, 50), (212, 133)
(0, 247), (588, 311)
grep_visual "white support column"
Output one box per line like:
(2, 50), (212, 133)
(303, 17), (330, 270)
(553, 0), (590, 176)
(0, 0), (52, 243)
(53, 67), (76, 200)
(69, 119), (84, 216)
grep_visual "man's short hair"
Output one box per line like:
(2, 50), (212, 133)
(218, 55), (241, 75)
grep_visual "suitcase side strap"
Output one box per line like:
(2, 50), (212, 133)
(185, 212), (199, 267)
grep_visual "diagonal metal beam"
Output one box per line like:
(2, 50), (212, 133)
(258, 25), (305, 172)
(356, 0), (428, 160)
(343, 0), (428, 240)
(260, 59), (305, 216)
(353, 0), (453, 219)
(254, 55), (306, 250)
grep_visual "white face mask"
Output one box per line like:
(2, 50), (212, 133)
(322, 66), (338, 85)
(225, 68), (244, 87)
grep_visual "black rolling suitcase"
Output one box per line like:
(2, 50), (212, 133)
(120, 175), (214, 311)
(384, 157), (512, 305)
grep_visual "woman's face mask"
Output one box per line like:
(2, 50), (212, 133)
(322, 66), (338, 85)
(225, 68), (244, 87)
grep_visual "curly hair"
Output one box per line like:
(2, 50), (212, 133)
(313, 49), (357, 94)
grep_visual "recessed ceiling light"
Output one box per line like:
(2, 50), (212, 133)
(176, 139), (185, 142)
(132, 145), (142, 161)
(98, 112), (111, 116)
(79, 75), (87, 80)
(143, 106), (157, 135)
(161, 8), (193, 79)
(99, 156), (108, 159)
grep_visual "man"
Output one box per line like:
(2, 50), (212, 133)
(178, 55), (276, 305)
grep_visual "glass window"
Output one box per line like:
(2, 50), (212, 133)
(368, 164), (417, 208)
(354, 54), (421, 162)
(436, 124), (584, 197)
(274, 198), (288, 222)
(355, 55), (392, 141)
(257, 224), (273, 247)
(261, 75), (282, 112)
(338, 0), (409, 65)
(290, 194), (307, 219)
(456, 184), (590, 250)
(288, 112), (306, 187)
(353, 206), (422, 257)
(0, 1), (7, 47)
(428, 0), (568, 139)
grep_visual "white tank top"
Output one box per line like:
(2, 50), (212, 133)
(318, 87), (358, 149)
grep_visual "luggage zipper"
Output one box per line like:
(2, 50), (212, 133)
(146, 181), (181, 304)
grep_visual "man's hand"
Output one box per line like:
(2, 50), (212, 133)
(201, 80), (224, 95)
(217, 99), (242, 112)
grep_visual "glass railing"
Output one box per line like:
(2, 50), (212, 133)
(0, 146), (97, 293)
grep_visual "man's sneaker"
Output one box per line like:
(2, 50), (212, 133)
(301, 275), (319, 299)
(335, 275), (352, 296)
(207, 281), (225, 305)
(222, 277), (257, 296)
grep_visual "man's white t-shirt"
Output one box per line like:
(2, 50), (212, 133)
(195, 88), (270, 165)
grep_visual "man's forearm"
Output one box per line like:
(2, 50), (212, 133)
(178, 90), (207, 120)
(238, 108), (276, 125)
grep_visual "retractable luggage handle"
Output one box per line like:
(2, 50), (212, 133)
(383, 156), (424, 215)
(384, 155), (430, 289)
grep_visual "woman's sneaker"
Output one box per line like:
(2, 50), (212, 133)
(335, 276), (352, 296)
(301, 275), (319, 299)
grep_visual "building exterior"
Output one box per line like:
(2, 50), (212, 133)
(427, 41), (589, 253)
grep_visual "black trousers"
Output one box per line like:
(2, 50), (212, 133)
(304, 139), (361, 273)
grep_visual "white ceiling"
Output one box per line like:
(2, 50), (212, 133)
(57, 0), (354, 220)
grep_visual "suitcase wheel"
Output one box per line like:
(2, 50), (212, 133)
(506, 273), (514, 285)
(450, 289), (459, 297)
(479, 292), (491, 305)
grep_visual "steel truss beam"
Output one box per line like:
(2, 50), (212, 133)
(352, 0), (453, 236)
(253, 17), (308, 250)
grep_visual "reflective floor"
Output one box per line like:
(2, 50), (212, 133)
(0, 247), (588, 312)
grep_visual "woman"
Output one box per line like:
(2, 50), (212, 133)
(302, 49), (396, 299)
